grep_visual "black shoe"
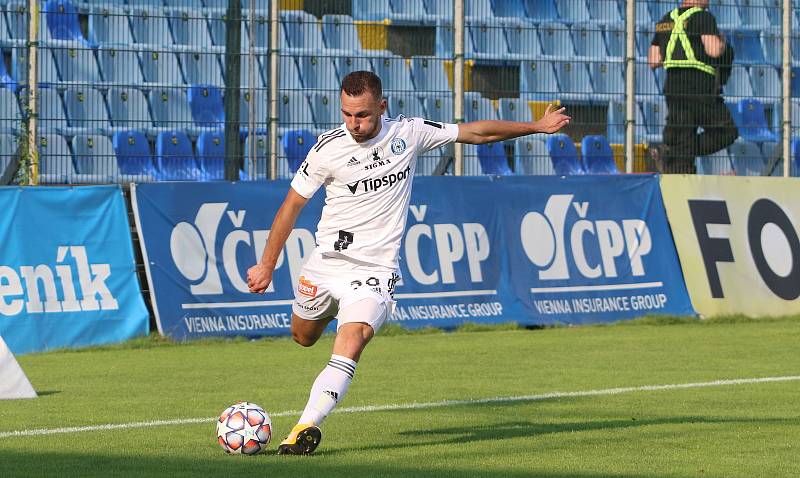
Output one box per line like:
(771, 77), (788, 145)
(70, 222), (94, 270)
(277, 424), (322, 455)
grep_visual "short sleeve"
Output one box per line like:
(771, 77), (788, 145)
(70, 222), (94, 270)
(694, 11), (719, 36)
(289, 147), (330, 199)
(410, 118), (459, 154)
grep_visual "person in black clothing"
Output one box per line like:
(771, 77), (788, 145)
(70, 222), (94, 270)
(648, 0), (738, 173)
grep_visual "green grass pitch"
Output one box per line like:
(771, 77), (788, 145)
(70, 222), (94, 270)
(1, 316), (799, 477)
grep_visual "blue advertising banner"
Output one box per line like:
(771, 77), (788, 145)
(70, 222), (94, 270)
(499, 175), (695, 324)
(132, 176), (694, 341)
(0, 186), (149, 354)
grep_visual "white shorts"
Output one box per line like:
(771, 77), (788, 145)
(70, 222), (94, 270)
(292, 250), (399, 332)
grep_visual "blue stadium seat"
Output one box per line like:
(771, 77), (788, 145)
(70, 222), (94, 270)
(635, 1), (651, 25)
(280, 55), (303, 90)
(130, 8), (175, 48)
(762, 29), (781, 66)
(464, 92), (496, 122)
(278, 90), (315, 131)
(411, 56), (449, 93)
(0, 133), (18, 173)
(38, 87), (71, 134)
(709, 1), (742, 29)
(730, 30), (767, 65)
(249, 11), (270, 50)
(514, 137), (555, 175)
(739, 0), (771, 28)
(88, 6), (134, 46)
(729, 139), (765, 176)
(389, 93), (426, 119)
(64, 87), (112, 134)
(37, 133), (74, 183)
(461, 143), (483, 175)
(51, 41), (104, 85)
(371, 56), (414, 93)
(165, 0), (207, 7)
(738, 98), (778, 142)
(310, 92), (341, 130)
(334, 56), (373, 80)
(108, 87), (154, 133)
(590, 61), (624, 97)
(0, 88), (20, 132)
(242, 134), (268, 180)
(182, 52), (223, 87)
(750, 65), (780, 101)
(723, 66), (754, 101)
(424, 95), (454, 123)
(538, 23), (574, 58)
(587, 0), (620, 25)
(298, 55), (339, 92)
(607, 100), (646, 144)
(196, 131), (226, 180)
(521, 0), (559, 23)
(497, 97), (531, 122)
(141, 49), (185, 85)
(503, 23), (543, 59)
(793, 138), (800, 176)
(635, 62), (660, 97)
(571, 23), (607, 59)
(553, 60), (593, 101)
(546, 134), (584, 175)
(435, 20), (455, 57)
(389, 0), (436, 23)
(759, 141), (789, 177)
(635, 30), (652, 58)
(98, 47), (145, 86)
(112, 130), (157, 179)
(792, 67), (800, 98)
(466, 19), (508, 59)
(641, 99), (667, 142)
(71, 134), (118, 183)
(581, 135), (618, 174)
(156, 130), (202, 180)
(130, 0), (168, 7)
(351, 0), (392, 21)
(491, 0), (527, 20)
(556, 0), (591, 23)
(604, 25), (624, 58)
(169, 8), (214, 49)
(465, 0), (494, 19)
(476, 142), (512, 175)
(0, 7), (12, 45)
(280, 10), (325, 53)
(0, 54), (14, 91)
(647, 0), (673, 21)
(696, 149), (734, 175)
(149, 88), (197, 135)
(44, 0), (90, 45)
(188, 84), (224, 129)
(322, 14), (377, 53)
(281, 129), (315, 173)
(519, 60), (559, 100)
(239, 89), (267, 132)
(207, 7), (250, 48)
(6, 2), (51, 41)
(423, 0), (453, 21)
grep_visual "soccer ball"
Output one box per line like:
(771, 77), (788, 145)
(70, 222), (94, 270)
(216, 402), (272, 455)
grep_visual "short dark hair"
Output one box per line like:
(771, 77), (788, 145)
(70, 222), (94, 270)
(341, 71), (382, 99)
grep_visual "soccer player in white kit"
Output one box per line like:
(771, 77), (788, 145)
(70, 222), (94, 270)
(247, 71), (570, 455)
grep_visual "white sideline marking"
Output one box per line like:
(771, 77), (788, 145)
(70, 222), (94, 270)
(1, 375), (798, 440)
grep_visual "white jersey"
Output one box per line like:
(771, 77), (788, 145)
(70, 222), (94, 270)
(290, 116), (459, 269)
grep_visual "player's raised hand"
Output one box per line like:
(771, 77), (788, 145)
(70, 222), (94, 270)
(535, 104), (571, 134)
(247, 263), (273, 294)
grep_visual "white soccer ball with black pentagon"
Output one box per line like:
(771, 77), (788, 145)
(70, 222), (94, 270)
(216, 402), (272, 455)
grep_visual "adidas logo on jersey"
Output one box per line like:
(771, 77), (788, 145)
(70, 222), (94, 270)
(347, 165), (411, 194)
(346, 156), (361, 167)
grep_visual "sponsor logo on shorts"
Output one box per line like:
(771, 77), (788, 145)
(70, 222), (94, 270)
(297, 276), (318, 298)
(297, 303), (320, 311)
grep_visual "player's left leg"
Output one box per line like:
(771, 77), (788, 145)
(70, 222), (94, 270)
(277, 298), (390, 455)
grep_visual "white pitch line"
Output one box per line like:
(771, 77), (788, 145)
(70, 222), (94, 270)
(1, 375), (798, 440)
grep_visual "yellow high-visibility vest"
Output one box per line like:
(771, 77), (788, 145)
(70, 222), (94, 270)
(663, 7), (716, 76)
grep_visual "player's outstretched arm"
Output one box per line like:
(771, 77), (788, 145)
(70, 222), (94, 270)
(456, 104), (570, 145)
(247, 188), (309, 294)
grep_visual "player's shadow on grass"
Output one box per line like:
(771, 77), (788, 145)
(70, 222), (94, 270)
(327, 415), (798, 455)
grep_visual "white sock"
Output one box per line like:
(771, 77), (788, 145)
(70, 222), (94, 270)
(298, 354), (357, 426)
